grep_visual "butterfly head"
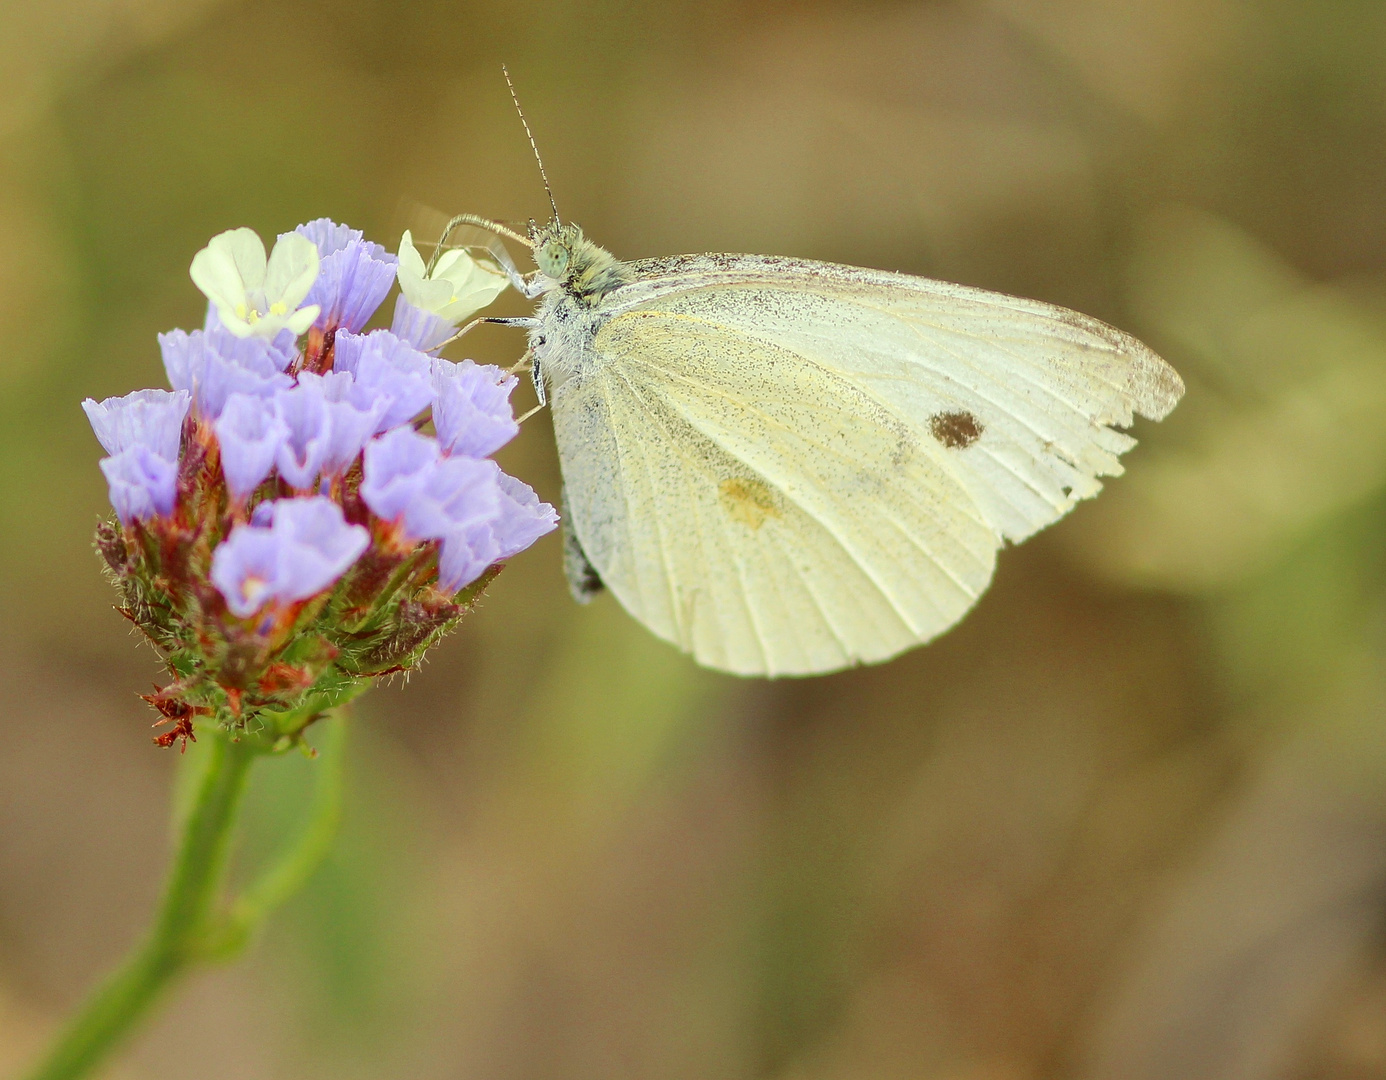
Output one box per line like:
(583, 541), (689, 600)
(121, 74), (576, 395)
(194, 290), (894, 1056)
(529, 219), (634, 306)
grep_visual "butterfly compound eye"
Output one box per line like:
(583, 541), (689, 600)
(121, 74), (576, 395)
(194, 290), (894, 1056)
(537, 241), (570, 279)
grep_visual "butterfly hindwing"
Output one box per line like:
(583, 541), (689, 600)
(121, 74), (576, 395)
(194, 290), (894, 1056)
(552, 308), (1000, 675)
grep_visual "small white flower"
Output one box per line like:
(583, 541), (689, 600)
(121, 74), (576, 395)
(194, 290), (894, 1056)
(396, 230), (509, 324)
(190, 228), (321, 340)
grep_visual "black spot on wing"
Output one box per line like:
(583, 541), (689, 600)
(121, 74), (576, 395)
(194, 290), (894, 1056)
(929, 411), (984, 450)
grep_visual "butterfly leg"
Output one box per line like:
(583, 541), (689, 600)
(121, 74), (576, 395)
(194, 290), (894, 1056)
(431, 315), (539, 353)
(513, 354), (547, 423)
(530, 354), (546, 408)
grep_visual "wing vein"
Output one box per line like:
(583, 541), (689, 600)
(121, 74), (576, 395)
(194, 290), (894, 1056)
(638, 373), (958, 635)
(611, 369), (772, 669)
(594, 374), (677, 635)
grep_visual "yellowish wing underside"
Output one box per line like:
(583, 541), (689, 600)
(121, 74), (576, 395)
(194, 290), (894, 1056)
(553, 312), (1000, 676)
(550, 263), (1182, 677)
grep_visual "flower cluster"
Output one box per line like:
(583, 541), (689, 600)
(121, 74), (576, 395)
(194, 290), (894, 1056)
(87, 220), (555, 748)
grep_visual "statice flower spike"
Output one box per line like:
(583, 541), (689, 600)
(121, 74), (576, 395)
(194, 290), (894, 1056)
(100, 446), (179, 525)
(88, 218), (559, 754)
(431, 358), (520, 458)
(293, 219), (398, 335)
(190, 228), (321, 340)
(66, 217), (571, 1080)
(210, 496), (368, 618)
(82, 388), (191, 461)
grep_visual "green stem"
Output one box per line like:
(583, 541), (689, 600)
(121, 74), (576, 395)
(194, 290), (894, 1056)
(21, 732), (257, 1080)
(202, 717), (346, 961)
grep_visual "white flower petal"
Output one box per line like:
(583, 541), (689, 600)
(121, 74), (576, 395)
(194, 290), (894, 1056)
(264, 232), (321, 311)
(211, 228), (268, 289)
(190, 245), (249, 315)
(213, 305), (257, 337)
(395, 238), (510, 322)
(396, 237), (436, 311)
(285, 304), (321, 337)
(397, 230), (428, 280)
(435, 257), (508, 322)
(431, 248), (471, 280)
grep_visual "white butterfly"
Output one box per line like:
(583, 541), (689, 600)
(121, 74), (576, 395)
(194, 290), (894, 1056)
(441, 214), (1183, 677)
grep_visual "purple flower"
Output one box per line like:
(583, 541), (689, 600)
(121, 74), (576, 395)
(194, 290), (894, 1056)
(161, 326), (294, 419)
(214, 393), (287, 500)
(191, 320), (298, 372)
(293, 219), (398, 334)
(273, 384), (332, 490)
(494, 473), (559, 557)
(296, 371), (386, 476)
(431, 358), (519, 458)
(360, 427), (441, 525)
(390, 295), (458, 352)
(412, 456), (503, 538)
(211, 496), (369, 617)
(360, 427), (501, 541)
(438, 473), (556, 591)
(272, 496), (371, 597)
(100, 446), (179, 525)
(210, 527), (281, 617)
(331, 329), (433, 432)
(82, 388), (191, 461)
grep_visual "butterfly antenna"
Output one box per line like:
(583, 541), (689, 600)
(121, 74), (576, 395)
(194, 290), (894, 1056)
(503, 64), (560, 224)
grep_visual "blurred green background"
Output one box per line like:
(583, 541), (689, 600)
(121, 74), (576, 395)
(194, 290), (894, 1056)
(4, 1), (1386, 1077)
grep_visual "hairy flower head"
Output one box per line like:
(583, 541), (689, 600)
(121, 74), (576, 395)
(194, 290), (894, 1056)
(89, 218), (556, 747)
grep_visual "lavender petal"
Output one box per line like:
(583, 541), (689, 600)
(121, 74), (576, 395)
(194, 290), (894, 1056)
(82, 388), (191, 461)
(390, 295), (458, 352)
(333, 329), (434, 432)
(360, 426), (439, 526)
(294, 220), (398, 334)
(99, 446), (179, 525)
(273, 383), (332, 490)
(431, 358), (520, 458)
(214, 393), (287, 500)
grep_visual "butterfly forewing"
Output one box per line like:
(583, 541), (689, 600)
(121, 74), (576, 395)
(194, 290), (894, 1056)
(547, 253), (1183, 676)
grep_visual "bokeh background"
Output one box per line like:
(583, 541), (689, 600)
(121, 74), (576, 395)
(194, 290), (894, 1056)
(3, 1), (1386, 1077)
